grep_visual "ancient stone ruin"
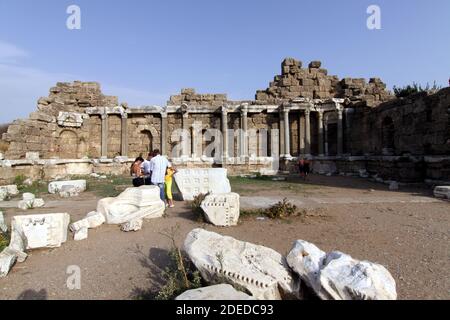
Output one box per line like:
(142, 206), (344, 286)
(0, 58), (449, 184)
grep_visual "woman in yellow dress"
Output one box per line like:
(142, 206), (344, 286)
(164, 165), (177, 208)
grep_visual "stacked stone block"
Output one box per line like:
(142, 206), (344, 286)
(255, 58), (393, 107)
(168, 88), (228, 107)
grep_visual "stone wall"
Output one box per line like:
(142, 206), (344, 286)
(255, 58), (393, 107)
(0, 58), (448, 183)
(348, 88), (450, 157)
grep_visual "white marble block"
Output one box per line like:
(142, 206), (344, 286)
(176, 284), (255, 300)
(287, 240), (397, 300)
(200, 193), (240, 227)
(70, 186), (164, 240)
(48, 180), (87, 194)
(18, 193), (45, 210)
(184, 228), (300, 300)
(0, 185), (19, 201)
(97, 186), (165, 224)
(174, 168), (231, 201)
(0, 213), (70, 277)
(433, 186), (450, 199)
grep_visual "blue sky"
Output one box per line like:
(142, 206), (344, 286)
(0, 0), (449, 123)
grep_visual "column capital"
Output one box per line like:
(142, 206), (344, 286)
(121, 112), (128, 119)
(160, 111), (168, 119)
(304, 109), (311, 116)
(240, 103), (249, 115)
(101, 113), (108, 120)
(221, 105), (229, 115)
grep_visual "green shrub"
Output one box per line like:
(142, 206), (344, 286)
(0, 232), (9, 252)
(241, 198), (302, 220)
(393, 81), (442, 98)
(155, 226), (202, 300)
(13, 175), (26, 189)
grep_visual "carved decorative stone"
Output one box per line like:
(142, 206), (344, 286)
(57, 112), (88, 127)
(200, 193), (240, 227)
(184, 228), (301, 300)
(0, 213), (70, 277)
(174, 169), (231, 201)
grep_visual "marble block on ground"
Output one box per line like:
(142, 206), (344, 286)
(200, 193), (240, 227)
(433, 186), (450, 199)
(287, 240), (397, 300)
(176, 284), (255, 300)
(48, 180), (86, 194)
(174, 168), (231, 201)
(0, 185), (19, 201)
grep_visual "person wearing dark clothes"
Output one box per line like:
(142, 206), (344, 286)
(130, 157), (145, 187)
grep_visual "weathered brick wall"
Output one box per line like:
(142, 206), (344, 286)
(2, 81), (118, 159)
(348, 88), (450, 156)
(128, 114), (161, 159)
(255, 58), (393, 107)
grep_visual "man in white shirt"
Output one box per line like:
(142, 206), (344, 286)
(149, 149), (170, 201)
(141, 152), (153, 185)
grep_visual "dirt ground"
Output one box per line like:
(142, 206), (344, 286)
(0, 174), (449, 300)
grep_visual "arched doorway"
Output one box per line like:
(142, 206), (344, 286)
(140, 130), (153, 156)
(58, 130), (78, 158)
(381, 117), (395, 155)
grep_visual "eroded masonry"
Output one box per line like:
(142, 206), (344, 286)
(1, 58), (449, 184)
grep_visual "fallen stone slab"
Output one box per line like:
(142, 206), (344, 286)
(433, 186), (450, 200)
(0, 185), (19, 201)
(287, 240), (397, 300)
(174, 168), (231, 201)
(0, 213), (70, 277)
(176, 284), (255, 300)
(70, 186), (164, 240)
(48, 180), (86, 194)
(184, 228), (301, 300)
(200, 193), (240, 227)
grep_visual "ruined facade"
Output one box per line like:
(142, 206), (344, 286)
(1, 58), (449, 184)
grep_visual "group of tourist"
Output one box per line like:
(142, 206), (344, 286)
(130, 149), (176, 208)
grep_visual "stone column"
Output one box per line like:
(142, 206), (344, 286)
(221, 107), (228, 163)
(279, 110), (285, 157)
(318, 110), (324, 156)
(324, 119), (329, 156)
(240, 104), (249, 159)
(120, 113), (128, 157)
(160, 112), (168, 156)
(101, 113), (108, 158)
(283, 106), (291, 157)
(305, 109), (311, 156)
(337, 108), (344, 155)
(182, 111), (190, 158)
(299, 113), (305, 155)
